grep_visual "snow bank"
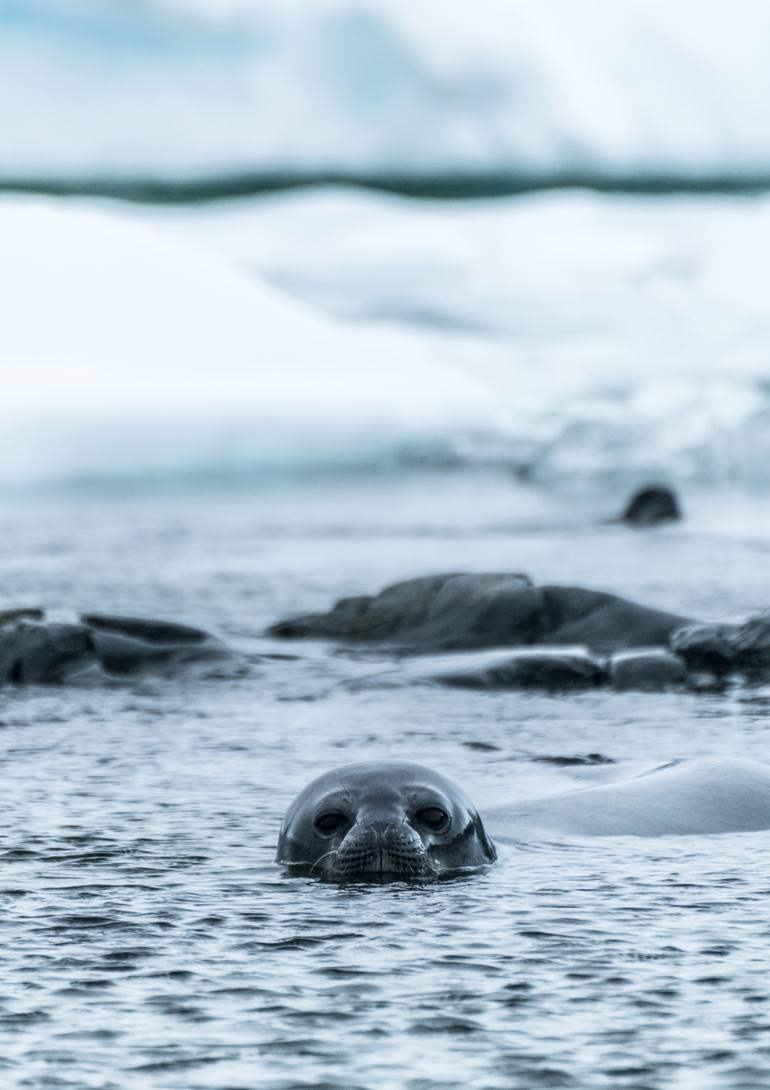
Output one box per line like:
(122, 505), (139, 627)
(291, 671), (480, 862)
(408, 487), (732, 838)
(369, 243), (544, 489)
(0, 197), (521, 482)
(5, 189), (770, 485)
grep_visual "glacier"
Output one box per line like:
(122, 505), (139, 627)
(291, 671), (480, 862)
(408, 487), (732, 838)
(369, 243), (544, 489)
(3, 0), (770, 187)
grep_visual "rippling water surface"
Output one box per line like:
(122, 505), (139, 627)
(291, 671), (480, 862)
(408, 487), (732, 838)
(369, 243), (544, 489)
(2, 472), (770, 1089)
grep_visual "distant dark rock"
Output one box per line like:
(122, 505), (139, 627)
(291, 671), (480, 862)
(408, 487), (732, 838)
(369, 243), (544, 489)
(609, 648), (688, 690)
(436, 648), (606, 690)
(269, 574), (692, 655)
(532, 754), (615, 766)
(0, 608), (45, 626)
(0, 613), (234, 685)
(731, 611), (770, 670)
(80, 614), (232, 675)
(0, 622), (96, 683)
(269, 572), (533, 642)
(670, 623), (736, 674)
(81, 614), (212, 645)
(620, 485), (682, 527)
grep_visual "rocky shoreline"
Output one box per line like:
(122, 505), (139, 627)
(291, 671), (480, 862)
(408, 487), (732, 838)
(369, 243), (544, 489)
(3, 571), (769, 692)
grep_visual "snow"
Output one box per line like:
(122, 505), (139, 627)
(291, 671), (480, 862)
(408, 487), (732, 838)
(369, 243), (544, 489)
(4, 188), (770, 485)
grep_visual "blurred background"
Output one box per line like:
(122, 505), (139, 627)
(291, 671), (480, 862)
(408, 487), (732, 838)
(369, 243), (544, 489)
(3, 0), (770, 488)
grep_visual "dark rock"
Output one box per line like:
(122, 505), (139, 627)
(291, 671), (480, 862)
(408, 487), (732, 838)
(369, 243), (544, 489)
(532, 754), (615, 766)
(0, 622), (96, 683)
(436, 648), (606, 691)
(81, 614), (211, 644)
(0, 614), (235, 685)
(620, 485), (682, 527)
(268, 572), (533, 642)
(81, 615), (232, 675)
(609, 649), (688, 690)
(731, 611), (770, 670)
(269, 574), (693, 655)
(0, 608), (45, 626)
(670, 623), (736, 674)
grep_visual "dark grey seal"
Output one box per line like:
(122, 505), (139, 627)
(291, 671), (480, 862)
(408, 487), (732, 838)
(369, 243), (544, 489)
(276, 761), (496, 879)
(279, 760), (770, 880)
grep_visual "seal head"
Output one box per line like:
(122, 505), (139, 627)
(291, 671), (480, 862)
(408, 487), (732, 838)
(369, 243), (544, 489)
(277, 761), (496, 880)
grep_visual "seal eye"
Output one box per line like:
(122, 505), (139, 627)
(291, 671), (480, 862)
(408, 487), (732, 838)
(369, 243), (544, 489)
(417, 807), (449, 831)
(314, 811), (348, 836)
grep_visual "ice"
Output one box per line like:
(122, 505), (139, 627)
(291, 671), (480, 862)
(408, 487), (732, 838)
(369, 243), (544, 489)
(4, 0), (770, 183)
(0, 197), (520, 482)
(4, 187), (770, 485)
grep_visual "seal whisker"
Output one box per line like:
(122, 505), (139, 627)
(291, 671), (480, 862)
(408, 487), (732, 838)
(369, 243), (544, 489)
(309, 848), (339, 875)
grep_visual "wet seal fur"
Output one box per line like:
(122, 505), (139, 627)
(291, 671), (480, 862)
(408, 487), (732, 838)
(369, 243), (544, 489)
(277, 761), (496, 879)
(279, 759), (770, 879)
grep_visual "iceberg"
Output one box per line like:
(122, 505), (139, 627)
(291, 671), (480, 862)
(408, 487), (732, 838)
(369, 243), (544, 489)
(3, 0), (770, 190)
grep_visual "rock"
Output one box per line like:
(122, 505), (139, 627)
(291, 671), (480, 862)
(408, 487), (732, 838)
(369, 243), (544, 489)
(609, 649), (688, 690)
(730, 611), (770, 671)
(81, 614), (233, 675)
(269, 574), (694, 654)
(0, 614), (235, 685)
(620, 485), (682, 526)
(0, 622), (96, 683)
(0, 608), (45, 626)
(436, 648), (606, 690)
(268, 572), (533, 642)
(670, 623), (736, 674)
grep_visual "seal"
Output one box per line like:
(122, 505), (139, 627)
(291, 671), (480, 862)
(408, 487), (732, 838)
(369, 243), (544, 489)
(276, 761), (497, 879)
(486, 758), (770, 839)
(278, 759), (770, 880)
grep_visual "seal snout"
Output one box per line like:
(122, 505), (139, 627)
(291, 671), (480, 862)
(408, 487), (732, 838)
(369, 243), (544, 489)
(334, 821), (432, 878)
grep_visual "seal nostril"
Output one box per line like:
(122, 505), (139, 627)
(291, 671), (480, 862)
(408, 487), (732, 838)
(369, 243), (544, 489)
(314, 811), (348, 836)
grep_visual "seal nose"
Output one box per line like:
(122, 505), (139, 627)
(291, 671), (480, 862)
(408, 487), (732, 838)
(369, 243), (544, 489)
(356, 817), (399, 840)
(333, 818), (429, 877)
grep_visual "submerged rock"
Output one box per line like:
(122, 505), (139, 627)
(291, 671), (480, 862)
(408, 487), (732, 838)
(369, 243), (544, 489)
(436, 648), (606, 690)
(609, 649), (688, 690)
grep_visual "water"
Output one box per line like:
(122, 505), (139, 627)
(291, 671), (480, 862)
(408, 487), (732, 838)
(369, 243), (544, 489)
(3, 473), (770, 1088)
